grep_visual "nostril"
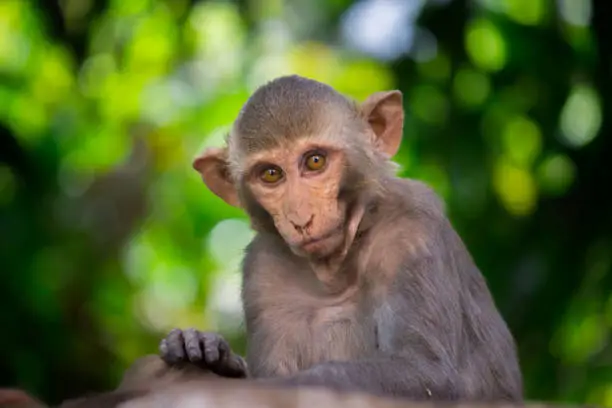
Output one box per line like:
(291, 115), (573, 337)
(290, 215), (314, 232)
(304, 215), (314, 230)
(289, 220), (301, 231)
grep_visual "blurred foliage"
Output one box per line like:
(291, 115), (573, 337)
(0, 0), (611, 405)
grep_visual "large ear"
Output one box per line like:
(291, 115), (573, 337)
(361, 90), (404, 158)
(192, 147), (241, 208)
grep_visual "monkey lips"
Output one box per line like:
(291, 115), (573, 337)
(295, 224), (345, 257)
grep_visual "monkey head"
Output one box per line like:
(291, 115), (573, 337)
(193, 76), (404, 260)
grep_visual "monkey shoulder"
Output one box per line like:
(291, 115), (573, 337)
(355, 178), (461, 290)
(391, 177), (447, 219)
(368, 178), (448, 251)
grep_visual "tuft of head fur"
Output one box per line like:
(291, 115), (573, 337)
(234, 76), (357, 144)
(227, 75), (398, 183)
(227, 76), (363, 173)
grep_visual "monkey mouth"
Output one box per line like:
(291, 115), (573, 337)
(299, 226), (343, 252)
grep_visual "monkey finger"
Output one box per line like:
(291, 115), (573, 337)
(159, 339), (169, 359)
(199, 332), (221, 366)
(222, 355), (248, 378)
(216, 336), (231, 362)
(164, 328), (186, 364)
(183, 328), (204, 363)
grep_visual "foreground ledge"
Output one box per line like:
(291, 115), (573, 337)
(115, 380), (584, 408)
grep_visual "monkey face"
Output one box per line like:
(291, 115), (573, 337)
(242, 139), (350, 259)
(192, 76), (406, 261)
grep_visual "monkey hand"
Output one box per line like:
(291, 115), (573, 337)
(159, 328), (248, 378)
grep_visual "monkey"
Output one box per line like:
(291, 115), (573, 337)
(0, 75), (524, 406)
(155, 75), (524, 402)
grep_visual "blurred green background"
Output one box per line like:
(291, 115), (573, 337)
(1, 0), (611, 405)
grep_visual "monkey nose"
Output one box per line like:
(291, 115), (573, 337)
(289, 214), (314, 232)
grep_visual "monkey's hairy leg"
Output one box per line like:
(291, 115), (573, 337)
(159, 329), (247, 378)
(260, 357), (462, 401)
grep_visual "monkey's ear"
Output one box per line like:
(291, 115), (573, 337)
(361, 90), (404, 157)
(193, 148), (241, 208)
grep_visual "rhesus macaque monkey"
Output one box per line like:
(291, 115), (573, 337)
(0, 75), (524, 407)
(158, 75), (524, 401)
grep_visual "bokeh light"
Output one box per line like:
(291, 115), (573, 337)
(453, 67), (491, 108)
(465, 18), (507, 72)
(559, 84), (602, 148)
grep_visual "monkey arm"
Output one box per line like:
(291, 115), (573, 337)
(263, 288), (463, 400)
(262, 355), (461, 401)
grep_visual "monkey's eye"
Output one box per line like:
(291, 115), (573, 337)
(260, 166), (283, 183)
(304, 153), (326, 171)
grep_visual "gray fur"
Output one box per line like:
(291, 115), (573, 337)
(242, 178), (523, 402)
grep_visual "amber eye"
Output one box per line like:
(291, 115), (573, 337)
(260, 166), (283, 183)
(305, 153), (326, 171)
